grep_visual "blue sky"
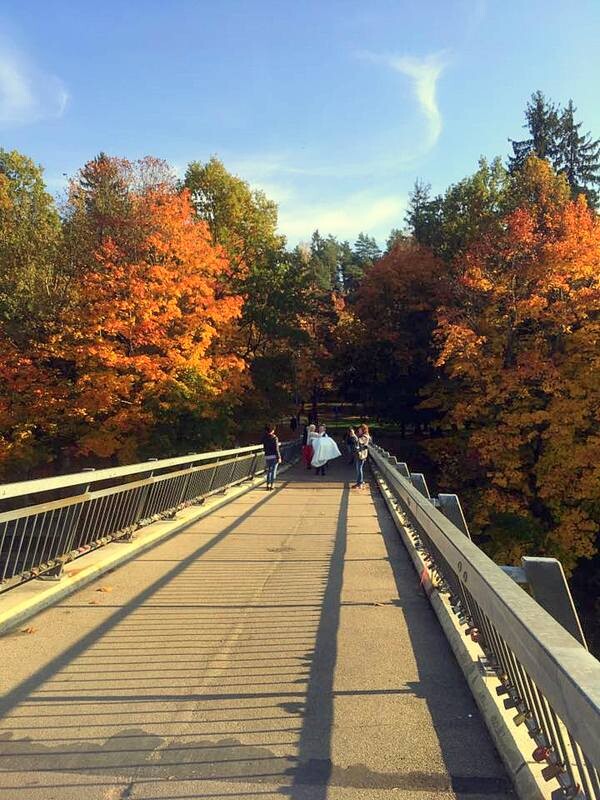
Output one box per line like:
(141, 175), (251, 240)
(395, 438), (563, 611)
(1, 0), (600, 245)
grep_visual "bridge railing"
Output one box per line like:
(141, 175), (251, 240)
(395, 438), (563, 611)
(0, 439), (301, 593)
(369, 444), (600, 800)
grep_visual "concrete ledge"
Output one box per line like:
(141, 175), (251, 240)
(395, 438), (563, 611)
(0, 464), (293, 636)
(370, 463), (549, 800)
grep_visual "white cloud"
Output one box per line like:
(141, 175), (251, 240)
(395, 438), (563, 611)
(388, 53), (447, 148)
(278, 191), (406, 244)
(0, 43), (68, 127)
(360, 50), (449, 153)
(250, 179), (294, 204)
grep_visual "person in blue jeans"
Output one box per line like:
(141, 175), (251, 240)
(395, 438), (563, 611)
(261, 424), (282, 490)
(353, 424), (371, 490)
(345, 427), (358, 464)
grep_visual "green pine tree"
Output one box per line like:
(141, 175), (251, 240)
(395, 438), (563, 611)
(509, 91), (561, 172)
(555, 100), (600, 208)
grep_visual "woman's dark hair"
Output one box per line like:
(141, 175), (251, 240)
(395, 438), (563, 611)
(265, 423), (275, 433)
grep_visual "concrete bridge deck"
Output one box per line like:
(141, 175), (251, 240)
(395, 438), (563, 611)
(0, 461), (513, 800)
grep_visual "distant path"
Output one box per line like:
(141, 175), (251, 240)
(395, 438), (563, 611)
(0, 461), (512, 799)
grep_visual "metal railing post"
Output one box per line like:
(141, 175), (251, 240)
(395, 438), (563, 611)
(166, 455), (196, 519)
(37, 468), (96, 581)
(116, 458), (159, 541)
(224, 455), (239, 491)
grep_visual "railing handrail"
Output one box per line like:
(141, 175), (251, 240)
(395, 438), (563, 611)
(369, 444), (600, 769)
(0, 444), (264, 501)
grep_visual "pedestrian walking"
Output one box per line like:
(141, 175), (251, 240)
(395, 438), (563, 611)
(353, 424), (371, 490)
(261, 423), (282, 490)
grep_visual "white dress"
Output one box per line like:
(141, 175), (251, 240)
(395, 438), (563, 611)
(311, 435), (342, 468)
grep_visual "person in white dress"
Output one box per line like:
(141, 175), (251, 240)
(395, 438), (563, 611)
(311, 425), (341, 476)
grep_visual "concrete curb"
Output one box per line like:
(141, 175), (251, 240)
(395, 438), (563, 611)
(371, 463), (549, 800)
(0, 463), (293, 636)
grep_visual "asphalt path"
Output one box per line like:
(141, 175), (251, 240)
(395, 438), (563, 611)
(0, 460), (513, 799)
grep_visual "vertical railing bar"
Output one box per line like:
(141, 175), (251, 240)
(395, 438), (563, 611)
(18, 513), (40, 577)
(120, 487), (140, 533)
(496, 638), (525, 706)
(206, 458), (220, 494)
(478, 610), (502, 667)
(582, 751), (600, 798)
(109, 489), (129, 537)
(0, 519), (9, 574)
(0, 519), (19, 581)
(521, 666), (550, 744)
(30, 509), (54, 571)
(485, 619), (511, 678)
(157, 476), (175, 515)
(81, 496), (103, 548)
(134, 461), (158, 525)
(108, 489), (124, 536)
(98, 492), (116, 538)
(1, 517), (22, 582)
(90, 496), (109, 544)
(535, 688), (566, 768)
(142, 482), (158, 520)
(529, 679), (560, 752)
(503, 645), (531, 713)
(113, 488), (131, 533)
(39, 506), (64, 567)
(568, 733), (592, 799)
(168, 472), (183, 511)
(177, 460), (195, 507)
(514, 659), (538, 719)
(46, 505), (73, 565)
(154, 475), (172, 516)
(4, 517), (27, 581)
(548, 705), (577, 787)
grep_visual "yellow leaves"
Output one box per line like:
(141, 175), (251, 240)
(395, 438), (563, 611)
(434, 323), (485, 373)
(547, 509), (598, 574)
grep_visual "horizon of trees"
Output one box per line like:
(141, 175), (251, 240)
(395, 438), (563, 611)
(1, 90), (600, 592)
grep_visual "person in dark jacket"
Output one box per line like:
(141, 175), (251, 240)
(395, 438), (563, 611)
(261, 424), (282, 490)
(345, 427), (358, 464)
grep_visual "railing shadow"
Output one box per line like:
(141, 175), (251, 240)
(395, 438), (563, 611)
(0, 468), (346, 798)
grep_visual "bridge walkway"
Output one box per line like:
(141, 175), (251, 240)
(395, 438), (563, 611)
(0, 460), (513, 800)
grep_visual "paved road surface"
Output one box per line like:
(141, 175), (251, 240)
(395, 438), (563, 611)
(0, 460), (513, 799)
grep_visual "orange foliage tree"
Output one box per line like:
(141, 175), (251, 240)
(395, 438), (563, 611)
(0, 155), (242, 474)
(432, 158), (600, 570)
(332, 241), (443, 430)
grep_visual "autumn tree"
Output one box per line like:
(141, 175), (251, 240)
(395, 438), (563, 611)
(184, 157), (283, 273)
(405, 159), (509, 262)
(0, 149), (64, 343)
(60, 156), (243, 460)
(334, 240), (444, 430)
(431, 157), (600, 571)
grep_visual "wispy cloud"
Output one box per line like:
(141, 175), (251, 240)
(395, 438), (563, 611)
(361, 50), (449, 151)
(0, 42), (68, 127)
